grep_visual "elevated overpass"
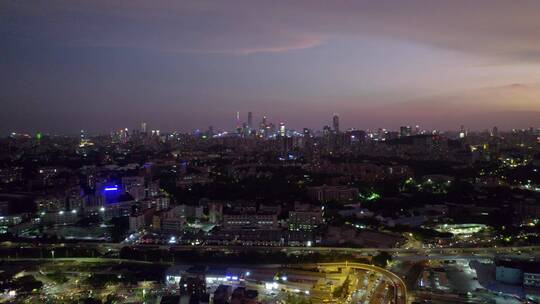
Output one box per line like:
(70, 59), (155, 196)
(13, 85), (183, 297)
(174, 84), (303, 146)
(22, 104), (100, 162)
(5, 241), (538, 255)
(321, 262), (406, 304)
(299, 262), (407, 304)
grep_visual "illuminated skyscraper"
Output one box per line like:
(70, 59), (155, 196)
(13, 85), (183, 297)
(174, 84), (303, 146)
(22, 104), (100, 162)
(141, 122), (147, 133)
(332, 114), (340, 133)
(459, 125), (466, 139)
(120, 128), (129, 143)
(247, 111), (253, 129)
(260, 115), (268, 136)
(279, 122), (286, 137)
(323, 125), (331, 136)
(236, 111), (241, 134)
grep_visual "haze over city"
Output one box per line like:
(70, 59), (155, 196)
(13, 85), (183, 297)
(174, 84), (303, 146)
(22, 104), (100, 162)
(3, 1), (540, 134)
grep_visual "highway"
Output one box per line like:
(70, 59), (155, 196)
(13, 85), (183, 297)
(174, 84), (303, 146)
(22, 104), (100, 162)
(315, 262), (407, 304)
(1, 257), (407, 304)
(3, 241), (540, 256)
(3, 242), (538, 303)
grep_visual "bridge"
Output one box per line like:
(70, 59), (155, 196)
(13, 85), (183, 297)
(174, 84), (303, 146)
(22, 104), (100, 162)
(4, 241), (539, 256)
(295, 262), (407, 304)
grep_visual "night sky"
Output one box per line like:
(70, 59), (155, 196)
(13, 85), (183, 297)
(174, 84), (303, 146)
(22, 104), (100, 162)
(2, 1), (540, 134)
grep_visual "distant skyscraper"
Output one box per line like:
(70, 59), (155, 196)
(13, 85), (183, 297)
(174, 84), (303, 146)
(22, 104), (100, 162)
(236, 111), (241, 133)
(459, 125), (466, 139)
(400, 126), (412, 137)
(323, 125), (331, 136)
(260, 115), (268, 136)
(79, 129), (90, 147)
(332, 114), (340, 133)
(242, 122), (248, 137)
(492, 126), (499, 137)
(279, 122), (286, 137)
(120, 128), (129, 143)
(141, 122), (147, 133)
(247, 111), (253, 129)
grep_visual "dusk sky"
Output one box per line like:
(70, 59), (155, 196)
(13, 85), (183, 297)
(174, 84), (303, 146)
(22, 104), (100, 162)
(2, 0), (540, 134)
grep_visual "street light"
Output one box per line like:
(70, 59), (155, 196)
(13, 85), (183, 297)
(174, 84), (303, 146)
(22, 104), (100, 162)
(51, 250), (55, 260)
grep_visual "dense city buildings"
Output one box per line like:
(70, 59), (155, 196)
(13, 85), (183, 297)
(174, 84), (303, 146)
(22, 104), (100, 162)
(1, 116), (540, 303)
(4, 1), (540, 303)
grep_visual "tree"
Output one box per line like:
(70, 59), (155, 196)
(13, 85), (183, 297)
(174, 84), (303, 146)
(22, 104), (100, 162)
(333, 276), (350, 298)
(373, 251), (392, 268)
(286, 293), (311, 304)
(82, 298), (102, 304)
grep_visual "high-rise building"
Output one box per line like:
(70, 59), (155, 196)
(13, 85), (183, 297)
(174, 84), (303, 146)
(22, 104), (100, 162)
(459, 125), (466, 139)
(279, 122), (286, 137)
(141, 122), (147, 133)
(400, 126), (412, 137)
(247, 112), (253, 129)
(268, 123), (276, 136)
(79, 130), (92, 147)
(323, 125), (331, 136)
(332, 114), (340, 133)
(260, 115), (267, 131)
(119, 128), (129, 143)
(492, 126), (499, 137)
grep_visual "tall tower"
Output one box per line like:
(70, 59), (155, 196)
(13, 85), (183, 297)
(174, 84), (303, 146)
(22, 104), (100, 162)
(332, 114), (340, 133)
(459, 125), (466, 139)
(279, 122), (286, 137)
(247, 112), (253, 129)
(236, 111), (241, 131)
(492, 126), (499, 137)
(141, 122), (147, 133)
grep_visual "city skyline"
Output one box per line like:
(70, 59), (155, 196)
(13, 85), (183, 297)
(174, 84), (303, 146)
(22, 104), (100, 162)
(3, 2), (540, 303)
(3, 1), (540, 134)
(5, 111), (540, 137)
